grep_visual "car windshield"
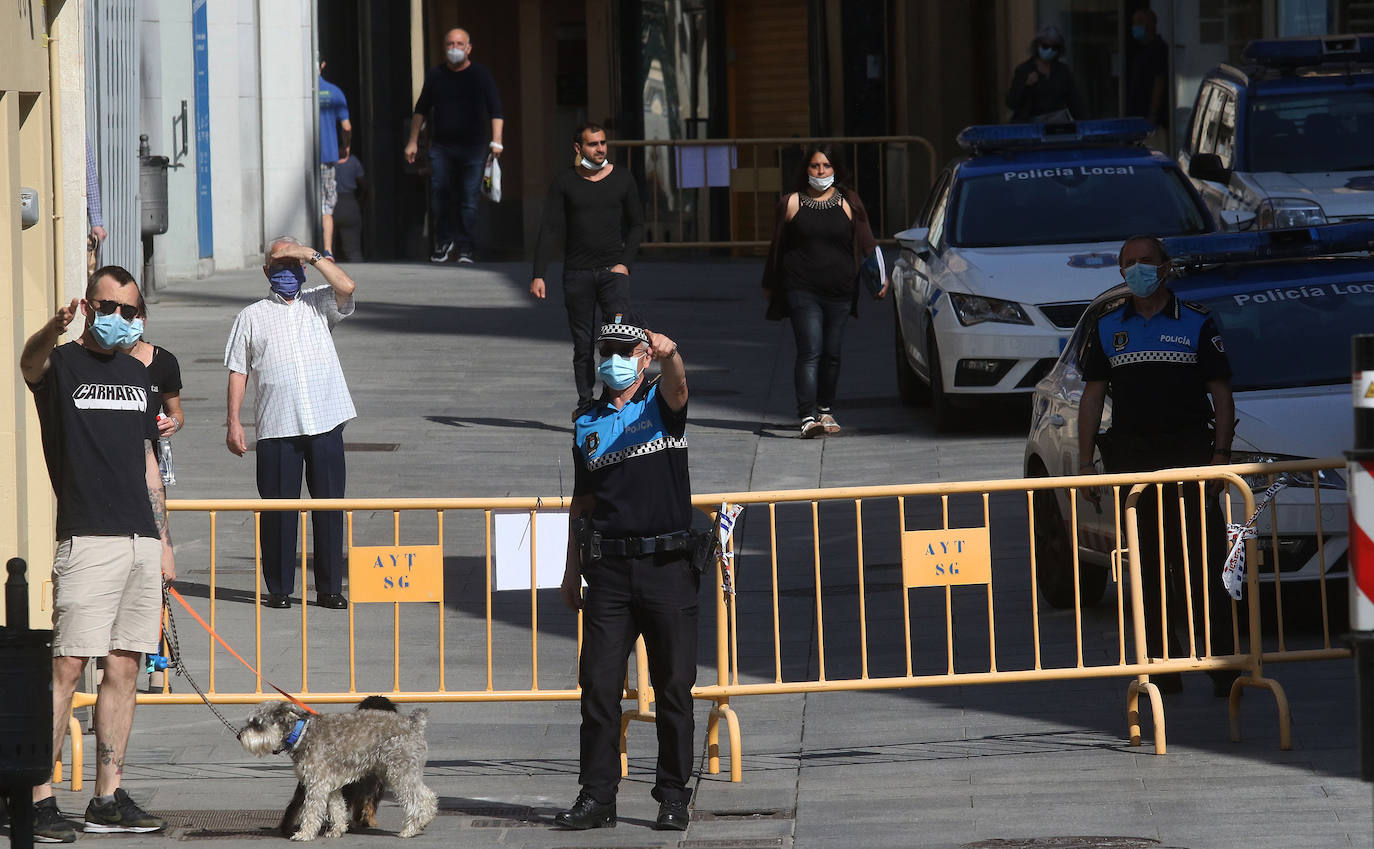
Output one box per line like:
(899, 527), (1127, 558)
(1192, 275), (1374, 392)
(949, 164), (1209, 247)
(1246, 89), (1374, 172)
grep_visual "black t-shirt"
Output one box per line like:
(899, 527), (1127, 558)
(146, 345), (183, 403)
(782, 198), (856, 298)
(28, 343), (160, 539)
(413, 62), (504, 149)
(1005, 59), (1085, 121)
(572, 379), (691, 537)
(1126, 36), (1169, 126)
(1081, 293), (1230, 443)
(533, 166), (645, 278)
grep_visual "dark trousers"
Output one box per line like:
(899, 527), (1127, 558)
(578, 550), (700, 804)
(786, 287), (850, 420)
(564, 267), (631, 407)
(332, 192), (363, 261)
(429, 142), (485, 253)
(255, 423), (347, 595)
(1104, 437), (1235, 677)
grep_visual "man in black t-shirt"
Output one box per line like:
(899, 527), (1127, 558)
(530, 123), (646, 414)
(403, 27), (504, 264)
(19, 265), (174, 841)
(1077, 236), (1237, 697)
(555, 315), (695, 833)
(1126, 9), (1169, 139)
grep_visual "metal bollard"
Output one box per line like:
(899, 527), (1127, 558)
(1348, 334), (1374, 849)
(0, 558), (55, 849)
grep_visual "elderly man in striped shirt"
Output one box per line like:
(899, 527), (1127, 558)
(224, 236), (357, 611)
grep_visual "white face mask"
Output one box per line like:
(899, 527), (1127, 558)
(446, 48), (467, 65)
(808, 174), (834, 191)
(580, 156), (607, 171)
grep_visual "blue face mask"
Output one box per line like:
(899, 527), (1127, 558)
(88, 312), (131, 350)
(597, 353), (642, 391)
(1123, 261), (1162, 297)
(1132, 24), (1147, 41)
(269, 265), (306, 299)
(116, 317), (145, 350)
(1037, 46), (1059, 61)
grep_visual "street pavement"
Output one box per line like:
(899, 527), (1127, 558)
(35, 259), (1369, 848)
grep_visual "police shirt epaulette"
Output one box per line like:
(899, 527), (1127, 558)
(1101, 295), (1130, 313)
(1180, 299), (1211, 315)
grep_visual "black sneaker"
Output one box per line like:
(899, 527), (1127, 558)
(430, 241), (455, 263)
(33, 797), (79, 843)
(457, 252), (475, 264)
(83, 789), (165, 833)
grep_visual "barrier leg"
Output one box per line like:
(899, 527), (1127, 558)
(1229, 675), (1292, 750)
(69, 713), (83, 791)
(721, 702), (742, 783)
(706, 705), (720, 775)
(1126, 677), (1166, 754)
(619, 710), (634, 778)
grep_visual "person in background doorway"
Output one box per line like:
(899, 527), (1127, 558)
(332, 146), (367, 262)
(319, 60), (353, 258)
(761, 146), (887, 439)
(404, 27), (504, 265)
(1127, 8), (1170, 148)
(1005, 24), (1084, 122)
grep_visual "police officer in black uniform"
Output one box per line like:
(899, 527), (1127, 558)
(555, 313), (698, 832)
(1078, 235), (1238, 696)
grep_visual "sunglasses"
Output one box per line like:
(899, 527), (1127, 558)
(598, 343), (640, 358)
(88, 299), (141, 321)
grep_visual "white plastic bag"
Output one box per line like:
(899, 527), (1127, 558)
(1221, 480), (1287, 600)
(481, 153), (502, 203)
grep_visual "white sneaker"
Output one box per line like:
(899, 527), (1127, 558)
(818, 412), (841, 434)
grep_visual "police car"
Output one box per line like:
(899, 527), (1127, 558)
(1023, 223), (1367, 608)
(893, 119), (1214, 430)
(1181, 34), (1374, 231)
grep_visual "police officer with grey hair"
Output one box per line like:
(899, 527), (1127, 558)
(556, 313), (700, 832)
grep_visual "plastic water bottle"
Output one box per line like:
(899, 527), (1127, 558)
(155, 415), (176, 486)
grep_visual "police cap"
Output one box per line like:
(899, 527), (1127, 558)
(596, 312), (650, 345)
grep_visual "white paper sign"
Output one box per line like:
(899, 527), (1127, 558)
(493, 509), (570, 591)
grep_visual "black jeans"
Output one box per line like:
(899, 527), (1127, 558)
(578, 549), (700, 804)
(564, 267), (631, 407)
(429, 142), (485, 253)
(786, 287), (850, 420)
(332, 192), (363, 261)
(255, 423), (347, 595)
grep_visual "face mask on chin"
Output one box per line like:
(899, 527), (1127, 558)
(1123, 261), (1163, 298)
(579, 156), (607, 171)
(269, 265), (306, 299)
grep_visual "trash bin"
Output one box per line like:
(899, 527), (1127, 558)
(0, 559), (53, 789)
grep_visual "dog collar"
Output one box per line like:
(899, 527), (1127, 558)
(275, 718), (309, 754)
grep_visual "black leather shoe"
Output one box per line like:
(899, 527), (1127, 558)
(262, 593), (291, 609)
(654, 799), (690, 831)
(317, 593), (348, 610)
(553, 792), (615, 830)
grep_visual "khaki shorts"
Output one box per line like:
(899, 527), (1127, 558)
(51, 535), (163, 658)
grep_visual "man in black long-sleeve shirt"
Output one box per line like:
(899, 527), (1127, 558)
(530, 124), (645, 413)
(404, 27), (504, 264)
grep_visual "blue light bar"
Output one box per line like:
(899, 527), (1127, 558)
(1242, 34), (1374, 66)
(956, 118), (1154, 153)
(1163, 221), (1374, 266)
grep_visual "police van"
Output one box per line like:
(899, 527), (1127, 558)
(892, 119), (1213, 431)
(1024, 223), (1368, 609)
(1180, 34), (1374, 231)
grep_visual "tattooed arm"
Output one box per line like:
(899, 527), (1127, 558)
(146, 440), (175, 581)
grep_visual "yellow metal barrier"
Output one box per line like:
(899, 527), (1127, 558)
(608, 135), (939, 249)
(51, 462), (1350, 787)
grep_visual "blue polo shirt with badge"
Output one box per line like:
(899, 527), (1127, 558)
(1081, 291), (1231, 437)
(572, 378), (691, 538)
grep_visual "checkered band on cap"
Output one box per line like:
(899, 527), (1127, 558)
(596, 313), (650, 344)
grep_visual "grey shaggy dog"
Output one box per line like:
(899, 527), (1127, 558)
(238, 700), (438, 840)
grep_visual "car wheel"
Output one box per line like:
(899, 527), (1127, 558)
(928, 336), (960, 432)
(894, 304), (927, 406)
(1031, 475), (1109, 610)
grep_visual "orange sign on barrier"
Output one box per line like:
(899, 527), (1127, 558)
(901, 527), (992, 588)
(348, 545), (444, 603)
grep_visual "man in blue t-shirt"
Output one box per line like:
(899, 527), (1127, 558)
(404, 27), (505, 265)
(318, 61), (352, 257)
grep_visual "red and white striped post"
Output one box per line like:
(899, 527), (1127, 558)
(1349, 335), (1374, 797)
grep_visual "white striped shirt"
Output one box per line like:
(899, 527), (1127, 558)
(224, 285), (356, 440)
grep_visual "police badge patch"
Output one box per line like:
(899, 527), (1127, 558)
(584, 432), (600, 454)
(1212, 335), (1225, 353)
(1113, 331), (1129, 351)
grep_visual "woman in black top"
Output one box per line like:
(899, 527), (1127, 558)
(126, 296), (184, 442)
(761, 146), (887, 438)
(1005, 24), (1084, 123)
